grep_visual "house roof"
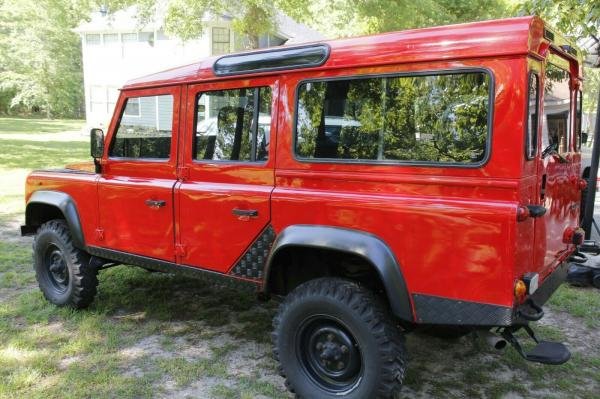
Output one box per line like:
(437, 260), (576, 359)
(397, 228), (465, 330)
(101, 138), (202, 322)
(123, 16), (582, 90)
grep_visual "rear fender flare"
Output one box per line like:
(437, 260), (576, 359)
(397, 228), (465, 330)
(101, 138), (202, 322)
(263, 225), (413, 322)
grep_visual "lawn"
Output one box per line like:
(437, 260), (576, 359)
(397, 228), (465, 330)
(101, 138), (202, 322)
(0, 116), (599, 398)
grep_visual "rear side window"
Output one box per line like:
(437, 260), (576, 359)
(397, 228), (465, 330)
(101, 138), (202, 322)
(542, 63), (571, 154)
(110, 95), (174, 159)
(575, 90), (582, 150)
(194, 87), (272, 162)
(526, 73), (540, 159)
(295, 71), (491, 165)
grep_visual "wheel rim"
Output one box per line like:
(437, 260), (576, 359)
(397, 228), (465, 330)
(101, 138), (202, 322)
(296, 315), (363, 394)
(44, 244), (69, 293)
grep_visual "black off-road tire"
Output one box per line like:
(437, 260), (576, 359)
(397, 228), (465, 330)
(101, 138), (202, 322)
(272, 278), (407, 399)
(33, 219), (98, 308)
(592, 271), (600, 289)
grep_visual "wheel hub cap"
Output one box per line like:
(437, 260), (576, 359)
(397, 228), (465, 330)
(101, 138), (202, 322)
(297, 317), (363, 393)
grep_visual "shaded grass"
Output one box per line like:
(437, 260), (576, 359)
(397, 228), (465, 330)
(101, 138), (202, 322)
(0, 118), (84, 135)
(0, 139), (88, 170)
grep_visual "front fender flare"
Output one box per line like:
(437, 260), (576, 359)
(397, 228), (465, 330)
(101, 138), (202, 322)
(264, 225), (413, 322)
(25, 190), (86, 249)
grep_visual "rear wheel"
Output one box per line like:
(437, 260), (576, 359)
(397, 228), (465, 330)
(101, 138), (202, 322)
(272, 278), (406, 398)
(33, 220), (98, 308)
(593, 271), (600, 289)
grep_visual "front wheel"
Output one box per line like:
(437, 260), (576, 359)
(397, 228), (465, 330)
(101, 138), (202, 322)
(33, 219), (98, 308)
(272, 278), (407, 398)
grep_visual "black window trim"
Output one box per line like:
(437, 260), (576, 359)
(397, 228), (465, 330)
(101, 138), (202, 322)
(108, 94), (175, 162)
(292, 67), (495, 169)
(191, 85), (272, 165)
(525, 72), (540, 160)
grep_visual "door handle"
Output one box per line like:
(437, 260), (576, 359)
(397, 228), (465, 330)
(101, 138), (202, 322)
(145, 199), (166, 208)
(232, 208), (258, 218)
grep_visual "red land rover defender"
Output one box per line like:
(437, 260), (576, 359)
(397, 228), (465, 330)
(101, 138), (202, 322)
(21, 17), (585, 398)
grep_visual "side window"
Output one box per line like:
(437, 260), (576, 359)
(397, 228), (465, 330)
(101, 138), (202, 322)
(542, 63), (571, 154)
(110, 94), (174, 159)
(295, 71), (491, 164)
(575, 90), (582, 151)
(526, 73), (540, 159)
(193, 87), (272, 162)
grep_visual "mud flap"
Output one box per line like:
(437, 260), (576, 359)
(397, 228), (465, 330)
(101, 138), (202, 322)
(501, 325), (571, 365)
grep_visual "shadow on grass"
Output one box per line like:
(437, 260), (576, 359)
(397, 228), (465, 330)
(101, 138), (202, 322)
(0, 138), (88, 170)
(1, 250), (599, 398)
(0, 118), (84, 134)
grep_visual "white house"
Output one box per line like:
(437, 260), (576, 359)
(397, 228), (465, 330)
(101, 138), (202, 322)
(75, 6), (324, 128)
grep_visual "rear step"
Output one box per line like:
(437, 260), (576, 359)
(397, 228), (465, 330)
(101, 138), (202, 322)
(501, 325), (571, 365)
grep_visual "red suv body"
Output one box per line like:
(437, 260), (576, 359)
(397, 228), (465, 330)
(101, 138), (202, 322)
(22, 16), (584, 397)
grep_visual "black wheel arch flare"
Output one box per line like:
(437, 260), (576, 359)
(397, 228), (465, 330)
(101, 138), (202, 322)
(263, 224), (414, 323)
(24, 190), (86, 249)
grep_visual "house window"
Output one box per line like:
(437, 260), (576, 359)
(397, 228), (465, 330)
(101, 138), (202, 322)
(103, 33), (119, 45)
(107, 87), (119, 114)
(123, 97), (140, 117)
(212, 27), (231, 55)
(122, 33), (137, 43)
(90, 85), (106, 113)
(86, 34), (101, 45)
(138, 32), (154, 46)
(156, 30), (169, 40)
(295, 71), (491, 165)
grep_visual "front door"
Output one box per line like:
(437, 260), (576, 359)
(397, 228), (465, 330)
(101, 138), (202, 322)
(176, 77), (277, 273)
(534, 54), (580, 274)
(98, 86), (181, 261)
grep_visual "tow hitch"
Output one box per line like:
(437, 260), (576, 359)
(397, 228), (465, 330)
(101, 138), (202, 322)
(500, 325), (571, 365)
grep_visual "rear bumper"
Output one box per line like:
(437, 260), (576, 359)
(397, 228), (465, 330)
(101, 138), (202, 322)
(412, 261), (569, 327)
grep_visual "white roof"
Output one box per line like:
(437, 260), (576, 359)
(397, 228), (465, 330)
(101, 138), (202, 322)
(75, 5), (324, 44)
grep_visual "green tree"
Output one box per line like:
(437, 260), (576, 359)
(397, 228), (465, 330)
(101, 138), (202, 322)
(520, 0), (599, 38)
(304, 0), (510, 37)
(0, 0), (92, 117)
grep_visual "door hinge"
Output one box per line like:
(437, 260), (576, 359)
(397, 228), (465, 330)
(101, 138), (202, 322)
(95, 228), (104, 241)
(175, 243), (186, 258)
(177, 166), (190, 181)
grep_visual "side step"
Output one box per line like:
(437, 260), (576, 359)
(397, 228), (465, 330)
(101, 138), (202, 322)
(501, 325), (571, 365)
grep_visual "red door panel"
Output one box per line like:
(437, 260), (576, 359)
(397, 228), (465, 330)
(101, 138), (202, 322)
(98, 86), (181, 262)
(176, 78), (278, 273)
(98, 176), (176, 260)
(178, 179), (272, 271)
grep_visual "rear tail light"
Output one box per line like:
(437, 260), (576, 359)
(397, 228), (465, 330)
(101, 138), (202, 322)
(515, 280), (527, 301)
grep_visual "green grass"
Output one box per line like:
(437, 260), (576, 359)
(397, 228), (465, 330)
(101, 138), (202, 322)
(0, 116), (599, 398)
(549, 284), (600, 328)
(0, 117), (84, 135)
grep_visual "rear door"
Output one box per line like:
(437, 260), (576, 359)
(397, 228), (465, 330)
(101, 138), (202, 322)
(176, 77), (278, 273)
(534, 54), (580, 274)
(98, 86), (180, 261)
